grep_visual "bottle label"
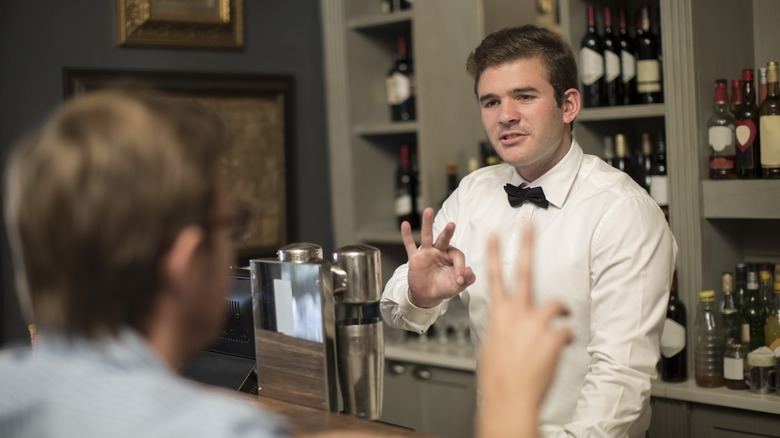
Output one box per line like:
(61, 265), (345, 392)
(395, 193), (412, 215)
(735, 119), (757, 152)
(637, 59), (661, 93)
(760, 115), (780, 167)
(621, 51), (636, 82)
(605, 50), (621, 83)
(660, 318), (686, 358)
(387, 72), (411, 105)
(649, 175), (669, 206)
(709, 125), (734, 152)
(579, 47), (604, 85)
(723, 356), (744, 380)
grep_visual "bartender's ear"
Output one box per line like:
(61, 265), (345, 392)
(161, 225), (206, 299)
(561, 88), (581, 124)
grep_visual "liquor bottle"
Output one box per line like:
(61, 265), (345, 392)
(758, 66), (768, 104)
(637, 132), (653, 192)
(603, 135), (616, 167)
(660, 272), (687, 382)
(759, 262), (774, 314)
(386, 36), (415, 122)
(735, 263), (748, 310)
(694, 290), (725, 388)
(719, 272), (741, 347)
(741, 267), (766, 351)
(580, 5), (605, 108)
(730, 79), (743, 115)
(765, 265), (780, 354)
(734, 69), (761, 179)
(707, 79), (737, 179)
(613, 134), (638, 183)
(395, 144), (420, 228)
(723, 335), (749, 390)
(635, 6), (662, 104)
(649, 130), (669, 220)
(759, 61), (780, 178)
(618, 8), (637, 105)
(602, 7), (622, 106)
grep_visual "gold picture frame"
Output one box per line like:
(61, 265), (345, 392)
(64, 68), (294, 258)
(117, 0), (244, 50)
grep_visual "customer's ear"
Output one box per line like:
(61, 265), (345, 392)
(161, 225), (205, 299)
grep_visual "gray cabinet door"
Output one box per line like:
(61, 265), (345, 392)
(689, 404), (780, 438)
(381, 360), (477, 438)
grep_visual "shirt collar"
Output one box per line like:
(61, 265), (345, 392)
(508, 139), (583, 209)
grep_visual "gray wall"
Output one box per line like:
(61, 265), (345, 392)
(0, 1), (332, 345)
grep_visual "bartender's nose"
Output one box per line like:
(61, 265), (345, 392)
(499, 103), (520, 126)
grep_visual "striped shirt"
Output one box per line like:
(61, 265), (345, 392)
(0, 329), (288, 438)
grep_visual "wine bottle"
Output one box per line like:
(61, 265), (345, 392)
(638, 132), (653, 191)
(730, 79), (743, 115)
(603, 135), (616, 167)
(734, 69), (761, 179)
(602, 7), (622, 106)
(438, 160), (458, 208)
(618, 8), (637, 105)
(741, 266), (767, 351)
(635, 6), (662, 104)
(580, 5), (605, 108)
(661, 272), (687, 382)
(760, 61), (780, 178)
(649, 130), (669, 220)
(613, 134), (638, 183)
(395, 144), (420, 228)
(708, 79), (737, 179)
(735, 263), (748, 310)
(386, 36), (415, 122)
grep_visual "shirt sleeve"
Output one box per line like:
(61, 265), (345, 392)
(379, 192), (461, 334)
(562, 195), (677, 438)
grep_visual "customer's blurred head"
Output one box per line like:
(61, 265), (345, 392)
(4, 89), (235, 345)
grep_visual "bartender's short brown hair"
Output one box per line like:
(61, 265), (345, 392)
(466, 25), (578, 107)
(4, 89), (229, 338)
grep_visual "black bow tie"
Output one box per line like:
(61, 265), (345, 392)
(504, 184), (549, 208)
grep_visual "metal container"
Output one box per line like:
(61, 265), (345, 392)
(336, 316), (384, 419)
(332, 245), (382, 304)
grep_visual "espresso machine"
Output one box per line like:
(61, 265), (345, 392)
(250, 242), (384, 419)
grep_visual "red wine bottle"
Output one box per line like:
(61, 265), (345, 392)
(661, 272), (687, 382)
(635, 6), (662, 104)
(579, 5), (605, 108)
(603, 7), (622, 106)
(618, 8), (637, 105)
(735, 69), (761, 179)
(386, 36), (416, 121)
(396, 145), (420, 228)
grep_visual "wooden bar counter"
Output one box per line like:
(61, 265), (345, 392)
(248, 395), (440, 437)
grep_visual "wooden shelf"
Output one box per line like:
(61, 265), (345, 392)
(347, 11), (412, 31)
(354, 121), (419, 136)
(702, 180), (780, 219)
(577, 104), (666, 122)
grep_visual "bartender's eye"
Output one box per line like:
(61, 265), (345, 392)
(518, 94), (534, 102)
(482, 99), (499, 108)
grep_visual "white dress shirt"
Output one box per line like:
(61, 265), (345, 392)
(381, 140), (677, 437)
(0, 329), (288, 438)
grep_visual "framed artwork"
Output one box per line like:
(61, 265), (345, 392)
(117, 0), (244, 49)
(64, 68), (294, 258)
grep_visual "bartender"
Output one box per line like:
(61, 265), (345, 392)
(381, 25), (677, 437)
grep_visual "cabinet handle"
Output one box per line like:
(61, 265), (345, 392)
(388, 362), (407, 375)
(414, 367), (432, 380)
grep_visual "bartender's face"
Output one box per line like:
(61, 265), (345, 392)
(477, 57), (578, 181)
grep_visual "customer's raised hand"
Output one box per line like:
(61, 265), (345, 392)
(401, 207), (475, 308)
(476, 225), (572, 438)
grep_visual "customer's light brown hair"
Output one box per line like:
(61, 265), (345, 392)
(4, 89), (230, 339)
(466, 25), (578, 107)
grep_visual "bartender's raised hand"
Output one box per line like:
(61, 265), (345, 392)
(401, 207), (475, 308)
(476, 226), (572, 438)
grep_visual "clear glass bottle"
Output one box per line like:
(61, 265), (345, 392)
(724, 330), (749, 390)
(695, 290), (725, 387)
(719, 272), (740, 347)
(708, 79), (737, 179)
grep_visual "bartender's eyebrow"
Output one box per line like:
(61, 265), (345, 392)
(478, 86), (540, 104)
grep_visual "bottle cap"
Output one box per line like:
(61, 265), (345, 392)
(714, 79), (728, 103)
(742, 69), (754, 82)
(699, 290), (716, 302)
(768, 62), (779, 83)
